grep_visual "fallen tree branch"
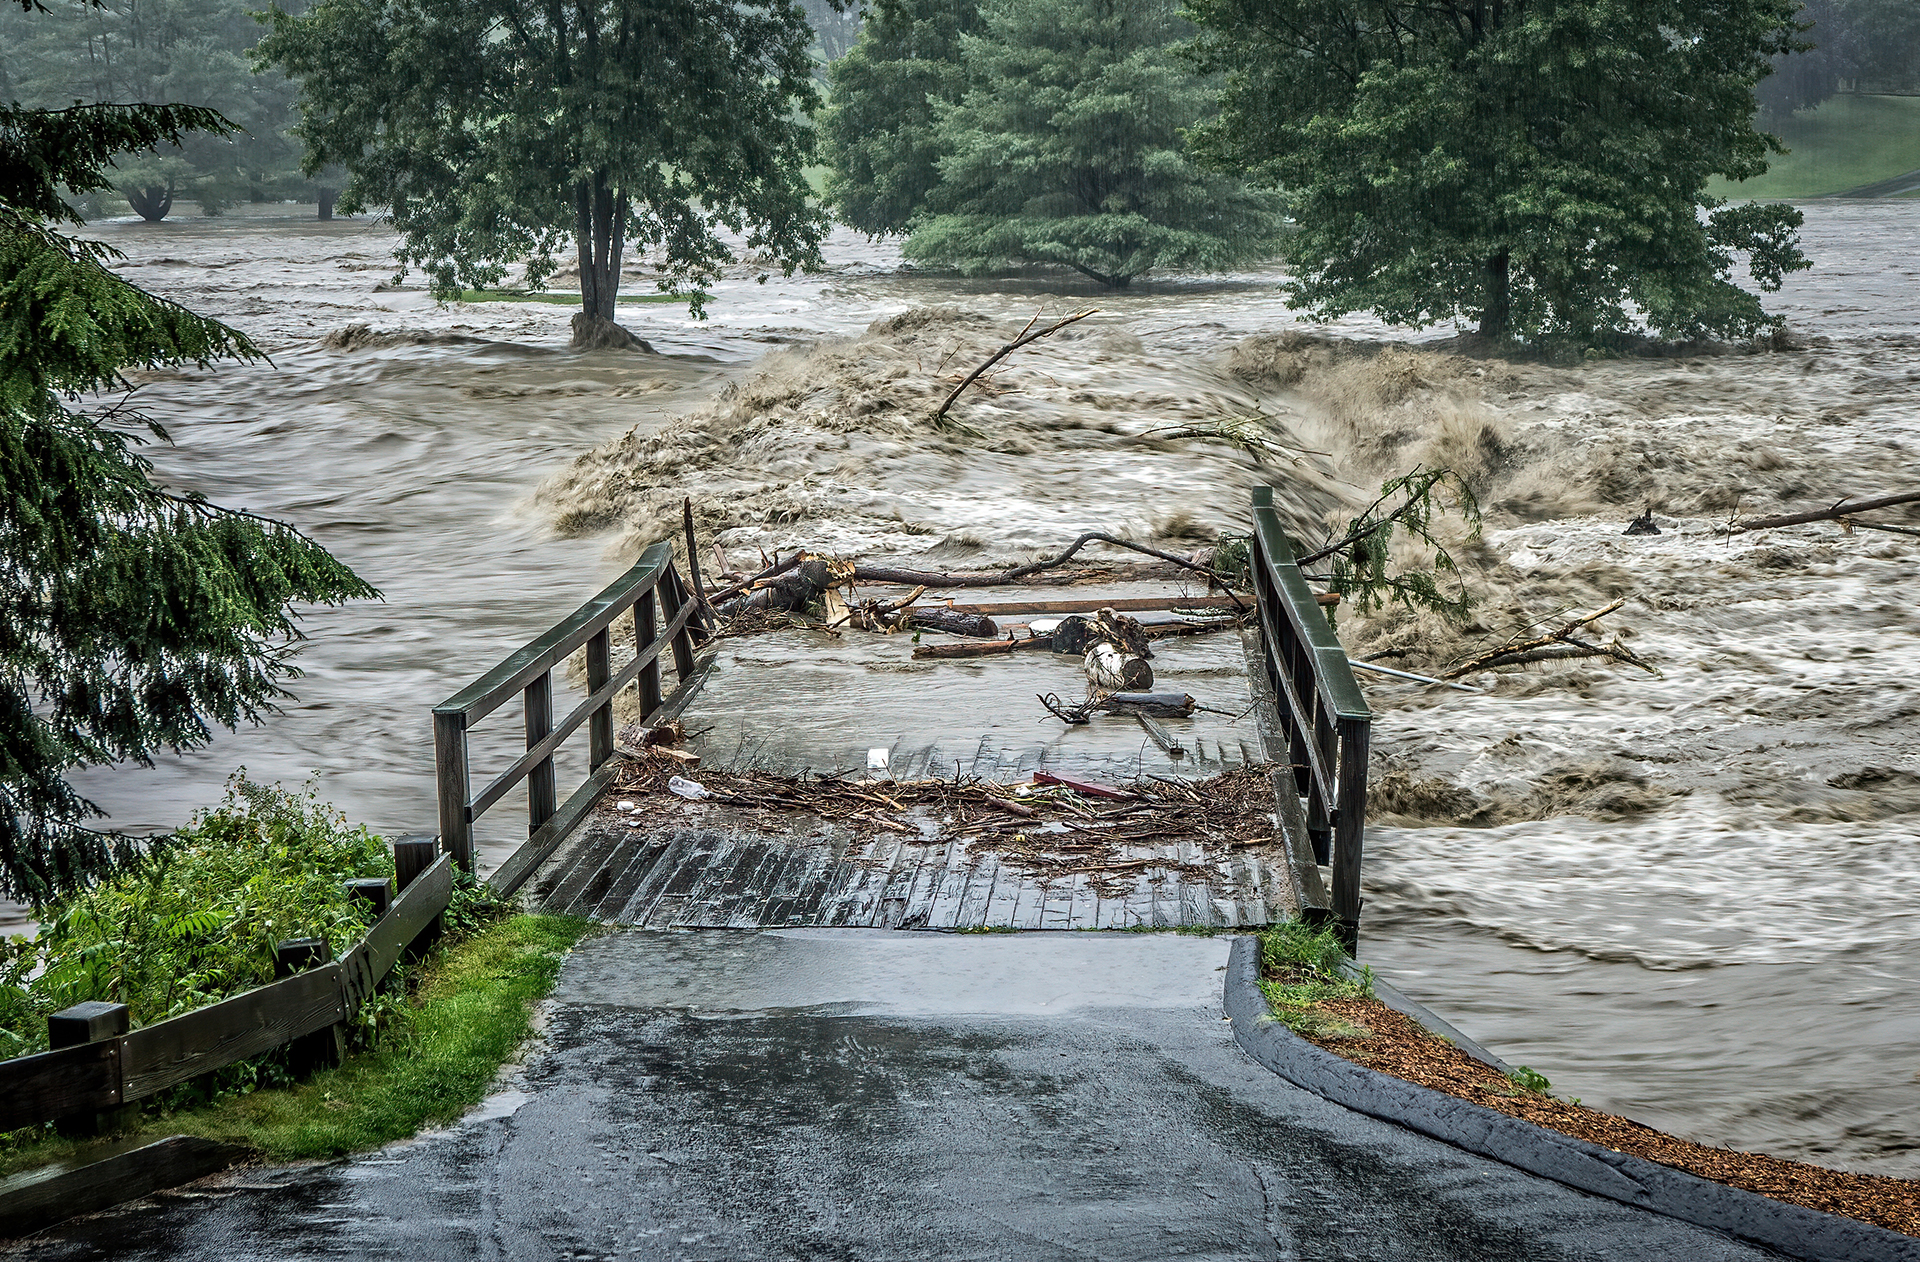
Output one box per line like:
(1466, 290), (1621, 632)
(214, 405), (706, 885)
(1442, 597), (1659, 679)
(852, 531), (1243, 598)
(1726, 489), (1920, 534)
(932, 308), (1096, 424)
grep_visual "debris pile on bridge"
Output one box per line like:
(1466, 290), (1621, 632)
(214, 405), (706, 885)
(608, 750), (1279, 892)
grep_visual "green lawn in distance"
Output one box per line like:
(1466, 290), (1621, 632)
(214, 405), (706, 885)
(456, 289), (702, 306)
(1714, 95), (1920, 200)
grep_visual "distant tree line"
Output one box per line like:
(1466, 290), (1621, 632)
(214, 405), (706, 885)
(1757, 0), (1920, 117)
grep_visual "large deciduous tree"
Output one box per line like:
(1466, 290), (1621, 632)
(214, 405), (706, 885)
(899, 0), (1284, 288)
(1186, 0), (1813, 345)
(2, 92), (376, 903)
(259, 0), (833, 345)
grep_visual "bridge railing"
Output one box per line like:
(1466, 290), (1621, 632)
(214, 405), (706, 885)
(1248, 486), (1372, 947)
(432, 540), (709, 896)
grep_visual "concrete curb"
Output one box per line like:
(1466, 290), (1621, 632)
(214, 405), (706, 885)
(1225, 937), (1919, 1262)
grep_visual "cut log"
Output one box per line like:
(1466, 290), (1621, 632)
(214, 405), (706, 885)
(1102, 692), (1197, 717)
(1033, 770), (1134, 800)
(911, 638), (1029, 661)
(906, 608), (1000, 638)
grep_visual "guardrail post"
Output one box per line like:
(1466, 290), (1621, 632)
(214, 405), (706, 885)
(275, 939), (343, 1077)
(525, 670), (557, 833)
(345, 876), (391, 920)
(393, 835), (443, 959)
(434, 708), (473, 874)
(634, 589), (663, 718)
(48, 1003), (130, 1137)
(587, 626), (613, 772)
(659, 566), (698, 680)
(1332, 718), (1370, 951)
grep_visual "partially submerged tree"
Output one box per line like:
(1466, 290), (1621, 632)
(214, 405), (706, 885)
(1, 95), (375, 903)
(902, 0), (1284, 287)
(1186, 0), (1813, 345)
(259, 0), (833, 345)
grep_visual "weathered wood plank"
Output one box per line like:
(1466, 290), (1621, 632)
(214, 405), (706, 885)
(900, 841), (953, 930)
(873, 840), (924, 930)
(122, 966), (344, 1101)
(0, 1135), (246, 1238)
(540, 825), (629, 913)
(728, 844), (806, 928)
(0, 1042), (120, 1134)
(652, 836), (737, 927)
(685, 842), (776, 928)
(981, 858), (1024, 927)
(777, 853), (845, 927)
(487, 761), (622, 900)
(925, 843), (980, 930)
(350, 855), (452, 1009)
(611, 831), (697, 925)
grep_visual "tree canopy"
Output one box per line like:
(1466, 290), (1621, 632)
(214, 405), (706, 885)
(826, 0), (1283, 287)
(1186, 0), (1812, 345)
(0, 0), (316, 219)
(822, 0), (982, 238)
(259, 0), (834, 340)
(1, 96), (375, 903)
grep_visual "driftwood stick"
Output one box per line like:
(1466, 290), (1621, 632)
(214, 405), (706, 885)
(932, 308), (1097, 423)
(1728, 489), (1920, 534)
(1843, 520), (1920, 539)
(1443, 596), (1631, 679)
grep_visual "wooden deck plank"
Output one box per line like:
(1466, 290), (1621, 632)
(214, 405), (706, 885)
(874, 839), (926, 930)
(609, 831), (696, 925)
(535, 824), (626, 912)
(588, 833), (674, 921)
(640, 833), (730, 927)
(900, 840), (953, 930)
(1040, 874), (1076, 930)
(733, 845), (810, 929)
(813, 844), (873, 927)
(681, 841), (774, 928)
(924, 841), (977, 929)
(777, 852), (845, 927)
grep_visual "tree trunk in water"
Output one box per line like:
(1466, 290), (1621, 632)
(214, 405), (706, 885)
(126, 184), (172, 221)
(571, 173), (648, 351)
(316, 188), (337, 221)
(1478, 250), (1511, 339)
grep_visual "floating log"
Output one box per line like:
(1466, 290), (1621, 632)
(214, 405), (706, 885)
(906, 608), (999, 638)
(1102, 691), (1197, 717)
(1727, 489), (1920, 534)
(911, 637), (1032, 661)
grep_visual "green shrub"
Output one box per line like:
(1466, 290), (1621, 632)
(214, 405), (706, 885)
(0, 774), (393, 1060)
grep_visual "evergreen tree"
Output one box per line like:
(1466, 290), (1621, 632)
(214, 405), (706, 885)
(821, 0), (981, 237)
(258, 0), (834, 344)
(1, 94), (376, 904)
(1185, 0), (1813, 345)
(900, 0), (1284, 287)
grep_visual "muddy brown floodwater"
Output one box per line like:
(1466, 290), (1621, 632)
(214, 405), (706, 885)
(21, 199), (1920, 1179)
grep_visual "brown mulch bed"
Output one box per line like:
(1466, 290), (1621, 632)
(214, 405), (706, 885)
(1298, 993), (1920, 1238)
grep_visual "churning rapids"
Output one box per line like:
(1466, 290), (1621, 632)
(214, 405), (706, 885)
(20, 201), (1920, 1177)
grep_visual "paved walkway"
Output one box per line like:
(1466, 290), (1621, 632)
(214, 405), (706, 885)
(13, 931), (1778, 1261)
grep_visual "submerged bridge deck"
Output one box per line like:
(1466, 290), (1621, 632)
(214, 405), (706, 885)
(440, 489), (1369, 940)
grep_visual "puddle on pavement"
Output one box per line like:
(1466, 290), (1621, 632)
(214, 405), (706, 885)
(552, 927), (1233, 1017)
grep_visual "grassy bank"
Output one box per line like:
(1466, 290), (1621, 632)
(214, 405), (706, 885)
(0, 912), (590, 1179)
(1714, 94), (1920, 200)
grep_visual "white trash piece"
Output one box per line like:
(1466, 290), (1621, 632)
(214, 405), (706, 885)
(867, 748), (890, 772)
(668, 775), (713, 801)
(616, 800), (637, 812)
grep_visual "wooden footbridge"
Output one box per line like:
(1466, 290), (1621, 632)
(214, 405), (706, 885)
(432, 486), (1373, 942)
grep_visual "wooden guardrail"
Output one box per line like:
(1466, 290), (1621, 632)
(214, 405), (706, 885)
(433, 540), (709, 896)
(0, 840), (450, 1136)
(1249, 486), (1373, 947)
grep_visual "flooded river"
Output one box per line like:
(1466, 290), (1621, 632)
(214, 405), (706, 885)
(29, 199), (1920, 1178)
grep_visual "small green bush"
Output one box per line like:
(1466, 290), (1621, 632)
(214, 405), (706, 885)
(1257, 920), (1375, 1039)
(0, 775), (394, 1060)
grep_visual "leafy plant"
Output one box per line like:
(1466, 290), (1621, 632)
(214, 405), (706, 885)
(1508, 1064), (1553, 1095)
(0, 775), (392, 1061)
(1258, 919), (1375, 1039)
(1304, 466), (1481, 624)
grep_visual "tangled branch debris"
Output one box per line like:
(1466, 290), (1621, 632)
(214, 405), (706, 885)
(609, 752), (1279, 889)
(1443, 597), (1661, 679)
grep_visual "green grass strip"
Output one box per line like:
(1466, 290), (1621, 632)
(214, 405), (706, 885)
(0, 913), (590, 1178)
(1714, 94), (1920, 200)
(454, 289), (700, 306)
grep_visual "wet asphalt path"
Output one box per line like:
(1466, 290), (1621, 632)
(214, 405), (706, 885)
(12, 931), (1779, 1262)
